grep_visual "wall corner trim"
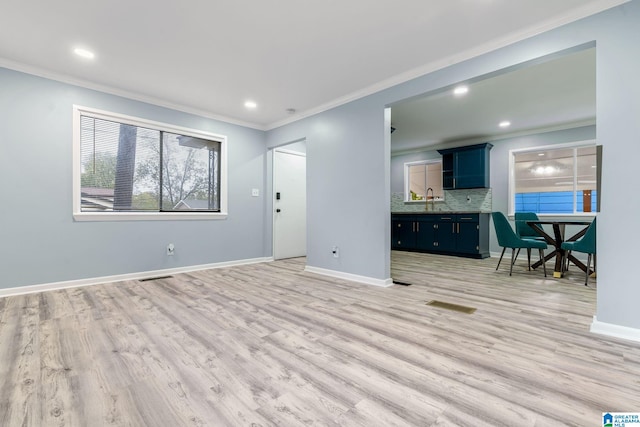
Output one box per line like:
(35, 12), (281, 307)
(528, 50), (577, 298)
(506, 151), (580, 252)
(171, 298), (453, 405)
(304, 266), (393, 288)
(0, 257), (273, 298)
(590, 316), (640, 343)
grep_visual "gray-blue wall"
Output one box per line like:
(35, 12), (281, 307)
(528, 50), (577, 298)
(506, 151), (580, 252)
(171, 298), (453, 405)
(2, 1), (640, 333)
(266, 101), (391, 281)
(0, 68), (267, 288)
(267, 1), (640, 331)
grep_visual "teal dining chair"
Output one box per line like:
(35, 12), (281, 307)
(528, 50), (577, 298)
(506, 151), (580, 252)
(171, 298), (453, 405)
(492, 212), (547, 277)
(561, 218), (596, 286)
(514, 211), (546, 261)
(514, 212), (545, 241)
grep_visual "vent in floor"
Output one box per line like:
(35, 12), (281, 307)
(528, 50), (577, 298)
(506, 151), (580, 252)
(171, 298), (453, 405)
(139, 275), (173, 282)
(426, 300), (476, 314)
(393, 280), (413, 286)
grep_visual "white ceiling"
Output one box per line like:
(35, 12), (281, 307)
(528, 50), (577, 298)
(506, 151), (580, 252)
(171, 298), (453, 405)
(390, 47), (596, 153)
(0, 0), (625, 130)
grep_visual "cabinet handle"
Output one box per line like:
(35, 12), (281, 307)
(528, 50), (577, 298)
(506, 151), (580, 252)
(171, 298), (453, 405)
(398, 223), (401, 227)
(452, 223), (455, 233)
(453, 178), (456, 188)
(460, 217), (473, 220)
(441, 217), (452, 220)
(457, 223), (460, 233)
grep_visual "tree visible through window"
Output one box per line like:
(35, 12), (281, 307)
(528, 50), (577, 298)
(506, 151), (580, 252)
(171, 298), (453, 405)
(79, 114), (221, 213)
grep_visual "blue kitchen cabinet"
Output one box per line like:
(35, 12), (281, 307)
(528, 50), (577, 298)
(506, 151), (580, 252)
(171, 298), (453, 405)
(438, 143), (492, 189)
(392, 213), (489, 258)
(391, 215), (437, 250)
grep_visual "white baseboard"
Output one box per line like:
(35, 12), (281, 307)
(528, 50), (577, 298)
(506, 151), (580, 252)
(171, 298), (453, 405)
(0, 257), (273, 298)
(304, 266), (393, 288)
(590, 316), (640, 343)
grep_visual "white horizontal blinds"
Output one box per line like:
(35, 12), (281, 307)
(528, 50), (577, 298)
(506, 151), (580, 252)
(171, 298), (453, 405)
(79, 115), (160, 212)
(160, 133), (221, 211)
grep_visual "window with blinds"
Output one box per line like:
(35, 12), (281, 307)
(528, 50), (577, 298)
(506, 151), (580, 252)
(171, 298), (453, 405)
(75, 106), (225, 218)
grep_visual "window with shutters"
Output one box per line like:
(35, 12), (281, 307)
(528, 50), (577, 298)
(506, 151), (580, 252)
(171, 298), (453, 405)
(73, 105), (227, 221)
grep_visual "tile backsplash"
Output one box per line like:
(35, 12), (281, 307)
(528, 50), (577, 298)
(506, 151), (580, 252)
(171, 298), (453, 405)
(391, 188), (492, 212)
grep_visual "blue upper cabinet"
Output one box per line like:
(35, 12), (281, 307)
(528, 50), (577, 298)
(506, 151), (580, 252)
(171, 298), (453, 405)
(438, 143), (492, 189)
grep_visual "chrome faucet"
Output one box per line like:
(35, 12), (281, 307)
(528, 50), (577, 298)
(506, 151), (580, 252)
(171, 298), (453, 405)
(425, 187), (434, 211)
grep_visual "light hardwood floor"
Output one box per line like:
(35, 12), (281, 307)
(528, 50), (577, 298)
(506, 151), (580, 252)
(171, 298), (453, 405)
(1, 252), (638, 426)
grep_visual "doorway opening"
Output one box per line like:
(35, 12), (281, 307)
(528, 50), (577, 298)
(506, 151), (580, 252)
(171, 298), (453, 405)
(388, 44), (596, 285)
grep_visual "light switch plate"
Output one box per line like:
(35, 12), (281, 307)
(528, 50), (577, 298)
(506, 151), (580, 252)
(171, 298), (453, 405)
(251, 188), (260, 197)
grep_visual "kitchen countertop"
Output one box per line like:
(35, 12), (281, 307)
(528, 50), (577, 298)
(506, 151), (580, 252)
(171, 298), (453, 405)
(391, 211), (490, 215)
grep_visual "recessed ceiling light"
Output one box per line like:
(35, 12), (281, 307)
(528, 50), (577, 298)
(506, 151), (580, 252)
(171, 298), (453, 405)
(244, 101), (257, 109)
(499, 120), (511, 128)
(73, 48), (95, 59)
(538, 153), (545, 156)
(453, 86), (469, 96)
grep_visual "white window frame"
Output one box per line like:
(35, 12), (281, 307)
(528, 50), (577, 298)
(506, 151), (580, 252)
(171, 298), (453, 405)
(72, 105), (228, 221)
(404, 159), (444, 203)
(508, 139), (597, 217)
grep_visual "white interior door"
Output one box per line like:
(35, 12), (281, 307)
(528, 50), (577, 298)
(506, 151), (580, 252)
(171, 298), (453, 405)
(274, 150), (306, 259)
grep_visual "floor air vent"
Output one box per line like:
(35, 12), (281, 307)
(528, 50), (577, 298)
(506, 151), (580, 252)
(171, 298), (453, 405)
(393, 280), (413, 286)
(426, 300), (476, 314)
(139, 275), (173, 282)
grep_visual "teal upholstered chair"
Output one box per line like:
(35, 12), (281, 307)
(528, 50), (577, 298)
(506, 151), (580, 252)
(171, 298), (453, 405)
(514, 211), (546, 261)
(492, 212), (548, 277)
(514, 212), (545, 240)
(561, 218), (596, 286)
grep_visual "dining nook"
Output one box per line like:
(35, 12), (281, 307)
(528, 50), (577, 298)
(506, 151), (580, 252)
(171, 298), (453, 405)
(492, 212), (597, 285)
(527, 219), (595, 279)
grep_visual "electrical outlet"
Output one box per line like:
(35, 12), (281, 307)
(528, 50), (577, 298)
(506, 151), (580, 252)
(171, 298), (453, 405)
(252, 188), (260, 197)
(167, 243), (175, 256)
(332, 246), (339, 258)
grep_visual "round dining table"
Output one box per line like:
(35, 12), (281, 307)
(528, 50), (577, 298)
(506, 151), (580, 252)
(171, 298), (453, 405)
(526, 220), (593, 278)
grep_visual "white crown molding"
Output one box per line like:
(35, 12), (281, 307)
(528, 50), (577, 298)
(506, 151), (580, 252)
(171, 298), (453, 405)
(266, 0), (627, 131)
(0, 257), (273, 298)
(591, 316), (640, 343)
(0, 58), (266, 131)
(304, 266), (393, 288)
(0, 0), (626, 133)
